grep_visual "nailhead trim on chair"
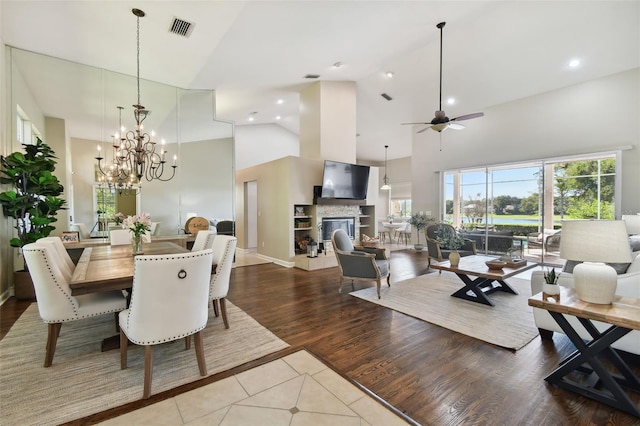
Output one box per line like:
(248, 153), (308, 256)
(123, 251), (213, 341)
(25, 247), (125, 322)
(126, 325), (206, 345)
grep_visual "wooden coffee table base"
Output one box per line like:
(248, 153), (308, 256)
(451, 273), (518, 306)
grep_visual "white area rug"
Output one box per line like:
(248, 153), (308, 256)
(0, 302), (288, 425)
(350, 271), (538, 351)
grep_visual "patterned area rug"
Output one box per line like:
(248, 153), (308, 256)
(0, 302), (288, 425)
(350, 271), (538, 350)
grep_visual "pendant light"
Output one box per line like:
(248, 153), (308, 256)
(380, 145), (391, 190)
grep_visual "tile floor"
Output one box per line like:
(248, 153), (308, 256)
(99, 350), (408, 425)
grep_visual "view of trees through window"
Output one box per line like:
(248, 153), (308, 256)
(443, 154), (617, 263)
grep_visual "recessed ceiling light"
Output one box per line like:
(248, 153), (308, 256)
(275, 115), (281, 120)
(385, 71), (394, 78)
(276, 99), (284, 105)
(447, 97), (456, 105)
(568, 58), (581, 68)
(248, 117), (254, 122)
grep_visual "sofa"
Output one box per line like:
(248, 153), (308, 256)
(530, 251), (640, 355)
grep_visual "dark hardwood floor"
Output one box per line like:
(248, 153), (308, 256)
(2, 249), (639, 425)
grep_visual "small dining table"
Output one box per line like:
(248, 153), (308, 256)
(382, 222), (404, 243)
(70, 241), (190, 296)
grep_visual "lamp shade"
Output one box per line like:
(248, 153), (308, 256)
(559, 220), (633, 263)
(622, 214), (640, 235)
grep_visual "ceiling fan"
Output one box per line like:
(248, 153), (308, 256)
(402, 21), (484, 133)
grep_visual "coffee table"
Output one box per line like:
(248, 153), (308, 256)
(430, 255), (537, 306)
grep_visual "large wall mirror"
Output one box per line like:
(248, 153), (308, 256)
(8, 47), (234, 237)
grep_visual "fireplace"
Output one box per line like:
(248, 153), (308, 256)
(322, 217), (355, 241)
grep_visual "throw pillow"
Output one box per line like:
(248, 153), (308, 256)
(563, 259), (631, 275)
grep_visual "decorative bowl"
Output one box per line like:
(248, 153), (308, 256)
(485, 260), (507, 270)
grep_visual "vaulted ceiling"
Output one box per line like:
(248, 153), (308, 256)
(2, 1), (639, 162)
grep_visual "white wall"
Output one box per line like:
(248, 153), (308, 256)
(412, 69), (640, 218)
(235, 123), (298, 170)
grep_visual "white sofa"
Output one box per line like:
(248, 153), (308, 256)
(530, 252), (640, 355)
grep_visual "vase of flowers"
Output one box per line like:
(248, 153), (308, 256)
(122, 213), (151, 255)
(114, 212), (125, 227)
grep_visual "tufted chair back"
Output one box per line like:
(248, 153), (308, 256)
(120, 249), (213, 345)
(23, 243), (79, 321)
(191, 230), (217, 252)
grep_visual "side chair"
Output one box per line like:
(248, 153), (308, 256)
(331, 228), (390, 299)
(22, 242), (127, 367)
(119, 249), (214, 399)
(209, 235), (237, 328)
(191, 229), (217, 252)
(425, 223), (477, 271)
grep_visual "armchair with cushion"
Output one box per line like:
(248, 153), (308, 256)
(331, 229), (390, 299)
(426, 223), (477, 269)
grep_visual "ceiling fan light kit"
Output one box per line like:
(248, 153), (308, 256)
(402, 21), (484, 134)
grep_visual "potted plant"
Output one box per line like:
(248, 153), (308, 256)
(0, 138), (66, 299)
(408, 212), (435, 251)
(435, 225), (466, 266)
(543, 268), (560, 296)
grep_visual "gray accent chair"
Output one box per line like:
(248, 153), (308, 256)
(331, 229), (390, 299)
(426, 223), (477, 270)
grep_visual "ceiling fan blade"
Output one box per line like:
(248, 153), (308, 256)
(451, 112), (484, 122)
(448, 123), (465, 130)
(416, 127), (430, 134)
(401, 122), (430, 126)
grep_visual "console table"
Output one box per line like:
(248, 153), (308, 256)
(528, 287), (640, 417)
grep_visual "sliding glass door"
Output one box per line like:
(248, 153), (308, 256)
(442, 153), (617, 265)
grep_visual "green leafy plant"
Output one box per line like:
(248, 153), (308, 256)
(0, 138), (66, 269)
(436, 225), (466, 251)
(544, 268), (559, 284)
(408, 212), (435, 245)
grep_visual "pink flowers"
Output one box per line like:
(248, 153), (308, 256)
(122, 213), (152, 237)
(114, 212), (125, 225)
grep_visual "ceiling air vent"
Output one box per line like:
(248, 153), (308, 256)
(304, 74), (321, 79)
(169, 17), (194, 38)
(381, 93), (393, 101)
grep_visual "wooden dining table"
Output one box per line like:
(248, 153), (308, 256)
(70, 241), (194, 351)
(70, 241), (191, 296)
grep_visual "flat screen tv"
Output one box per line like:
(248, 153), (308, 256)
(320, 160), (370, 200)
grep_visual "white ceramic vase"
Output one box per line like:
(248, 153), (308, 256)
(542, 283), (560, 295)
(449, 250), (460, 267)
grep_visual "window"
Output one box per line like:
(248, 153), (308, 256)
(442, 152), (619, 265)
(16, 106), (40, 144)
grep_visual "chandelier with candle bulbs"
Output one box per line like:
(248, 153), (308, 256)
(96, 8), (177, 186)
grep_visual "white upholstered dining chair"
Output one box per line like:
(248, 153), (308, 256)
(119, 249), (214, 399)
(40, 236), (76, 276)
(22, 242), (127, 367)
(191, 229), (217, 252)
(109, 229), (131, 245)
(70, 223), (91, 240)
(34, 238), (75, 282)
(209, 235), (237, 328)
